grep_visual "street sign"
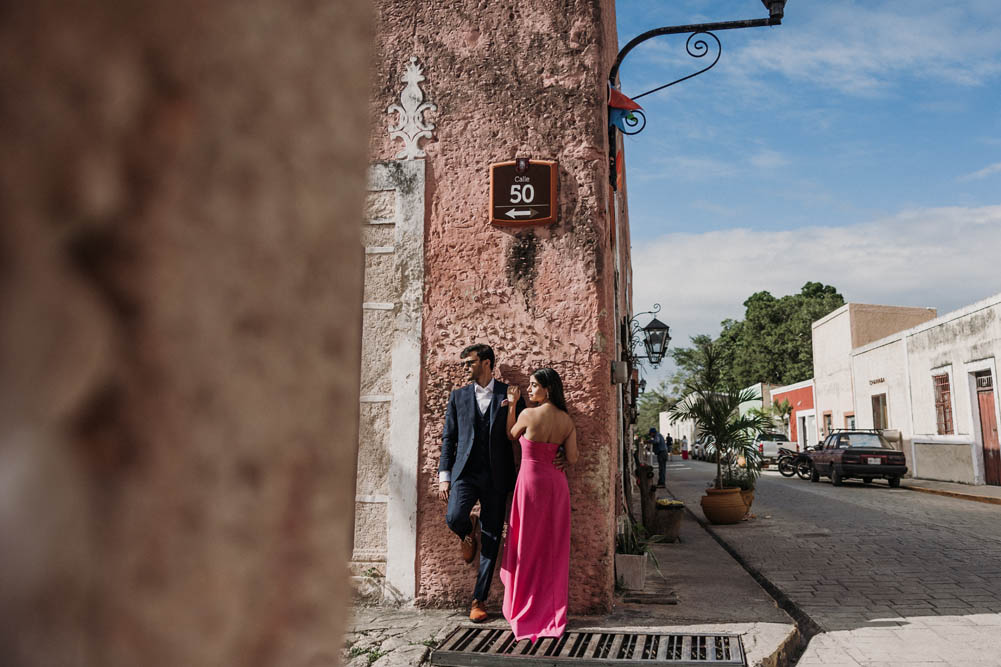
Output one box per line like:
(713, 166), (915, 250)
(489, 159), (558, 226)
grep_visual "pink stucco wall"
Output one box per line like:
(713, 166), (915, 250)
(370, 0), (624, 612)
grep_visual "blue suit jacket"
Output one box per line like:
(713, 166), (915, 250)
(439, 381), (525, 492)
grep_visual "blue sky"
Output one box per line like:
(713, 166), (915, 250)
(616, 0), (1001, 387)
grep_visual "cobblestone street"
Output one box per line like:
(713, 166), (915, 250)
(668, 460), (1001, 666)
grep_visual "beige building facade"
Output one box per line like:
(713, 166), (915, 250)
(812, 303), (937, 437)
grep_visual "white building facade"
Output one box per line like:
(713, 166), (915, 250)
(812, 303), (938, 439)
(850, 293), (1001, 486)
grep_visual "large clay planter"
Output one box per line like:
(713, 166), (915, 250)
(701, 487), (746, 525)
(614, 553), (647, 590)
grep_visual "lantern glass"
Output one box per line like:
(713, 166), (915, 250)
(641, 317), (671, 364)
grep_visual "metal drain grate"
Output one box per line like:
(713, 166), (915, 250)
(430, 626), (746, 666)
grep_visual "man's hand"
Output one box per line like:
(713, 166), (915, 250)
(552, 449), (568, 473)
(438, 481), (450, 501)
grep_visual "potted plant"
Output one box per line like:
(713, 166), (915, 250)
(722, 463), (759, 513)
(614, 518), (661, 590)
(668, 339), (771, 524)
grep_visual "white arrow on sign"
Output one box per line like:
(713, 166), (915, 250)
(505, 208), (538, 219)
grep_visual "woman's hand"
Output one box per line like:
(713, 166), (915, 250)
(507, 385), (521, 405)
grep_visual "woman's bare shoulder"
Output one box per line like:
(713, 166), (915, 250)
(559, 410), (575, 439)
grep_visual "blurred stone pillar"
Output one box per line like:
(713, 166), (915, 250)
(0, 1), (371, 665)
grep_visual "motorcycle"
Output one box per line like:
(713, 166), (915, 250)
(777, 446), (812, 480)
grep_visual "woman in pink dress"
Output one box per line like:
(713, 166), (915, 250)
(500, 368), (579, 642)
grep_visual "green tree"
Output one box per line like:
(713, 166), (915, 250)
(677, 282), (844, 389)
(636, 381), (675, 434)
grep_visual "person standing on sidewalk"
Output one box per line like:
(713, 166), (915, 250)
(438, 344), (525, 623)
(649, 427), (668, 488)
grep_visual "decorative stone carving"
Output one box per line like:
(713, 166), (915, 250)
(387, 56), (437, 160)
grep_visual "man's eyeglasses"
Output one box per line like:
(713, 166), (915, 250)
(462, 359), (477, 367)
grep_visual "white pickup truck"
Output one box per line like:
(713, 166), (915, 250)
(754, 432), (793, 464)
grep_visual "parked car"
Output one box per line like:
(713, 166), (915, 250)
(808, 429), (907, 487)
(754, 432), (791, 464)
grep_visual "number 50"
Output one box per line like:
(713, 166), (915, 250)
(510, 184), (535, 204)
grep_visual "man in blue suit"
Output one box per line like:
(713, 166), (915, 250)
(438, 343), (525, 623)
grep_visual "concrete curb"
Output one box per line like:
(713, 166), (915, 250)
(902, 483), (1001, 506)
(677, 499), (818, 667)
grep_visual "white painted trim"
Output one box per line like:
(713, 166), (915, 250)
(367, 159), (425, 602)
(812, 303), (850, 330)
(771, 377), (815, 394)
(963, 357), (998, 486)
(904, 334), (917, 478)
(363, 302), (396, 310)
(797, 408), (817, 449)
(360, 394), (393, 403)
(356, 495), (390, 503)
(911, 435), (974, 445)
(365, 246), (396, 254)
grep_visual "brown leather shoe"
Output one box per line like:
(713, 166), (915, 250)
(469, 599), (488, 623)
(460, 515), (480, 563)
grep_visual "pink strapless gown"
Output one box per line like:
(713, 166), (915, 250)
(500, 436), (570, 641)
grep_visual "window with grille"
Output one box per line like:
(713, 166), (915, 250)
(933, 373), (953, 435)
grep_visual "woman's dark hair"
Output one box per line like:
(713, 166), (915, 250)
(532, 367), (567, 412)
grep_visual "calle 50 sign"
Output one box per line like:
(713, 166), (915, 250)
(489, 158), (558, 226)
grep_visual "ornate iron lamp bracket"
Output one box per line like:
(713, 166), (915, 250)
(608, 12), (783, 189)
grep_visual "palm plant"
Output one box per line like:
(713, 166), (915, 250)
(668, 339), (773, 490)
(771, 398), (793, 435)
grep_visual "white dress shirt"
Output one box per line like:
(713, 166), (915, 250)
(474, 378), (495, 415)
(440, 379), (495, 483)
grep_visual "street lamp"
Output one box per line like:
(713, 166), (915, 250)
(608, 0), (788, 189)
(642, 318), (672, 366)
(628, 304), (672, 368)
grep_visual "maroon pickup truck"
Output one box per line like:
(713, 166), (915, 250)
(808, 430), (907, 487)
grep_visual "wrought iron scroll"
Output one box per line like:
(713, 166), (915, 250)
(631, 31), (721, 102)
(620, 109), (647, 135)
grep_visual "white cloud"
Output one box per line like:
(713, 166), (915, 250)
(959, 161), (1001, 181)
(631, 205), (1001, 387)
(749, 149), (790, 169)
(729, 3), (1001, 97)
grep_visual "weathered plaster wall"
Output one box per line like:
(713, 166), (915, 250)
(906, 302), (1000, 437)
(370, 0), (621, 612)
(814, 303), (939, 434)
(0, 1), (371, 665)
(851, 338), (910, 433)
(913, 443), (976, 484)
(812, 306), (854, 433)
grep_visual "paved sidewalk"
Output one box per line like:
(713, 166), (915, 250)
(667, 460), (1001, 667)
(900, 477), (1001, 505)
(342, 501), (798, 666)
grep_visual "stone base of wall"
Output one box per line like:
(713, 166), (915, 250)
(914, 442), (976, 484)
